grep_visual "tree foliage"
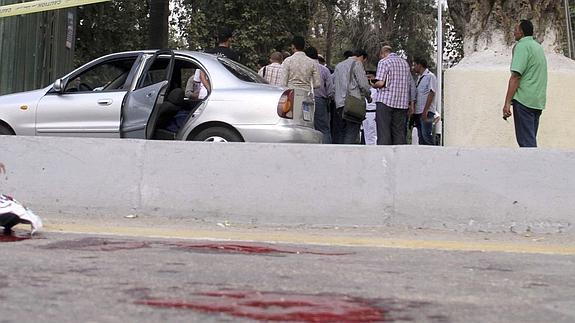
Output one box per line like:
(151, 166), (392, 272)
(170, 0), (439, 70)
(332, 0), (436, 69)
(295, 0), (439, 69)
(173, 0), (312, 68)
(443, 8), (464, 68)
(75, 0), (149, 66)
(75, 0), (449, 72)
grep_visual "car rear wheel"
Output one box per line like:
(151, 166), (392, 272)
(192, 127), (243, 142)
(0, 124), (14, 135)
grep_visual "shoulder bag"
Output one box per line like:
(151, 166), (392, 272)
(342, 61), (366, 123)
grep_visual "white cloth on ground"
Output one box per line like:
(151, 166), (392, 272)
(0, 194), (43, 234)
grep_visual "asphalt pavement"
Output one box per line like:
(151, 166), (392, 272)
(1, 217), (575, 323)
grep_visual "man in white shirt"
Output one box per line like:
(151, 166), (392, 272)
(185, 69), (210, 100)
(362, 87), (378, 145)
(412, 57), (437, 145)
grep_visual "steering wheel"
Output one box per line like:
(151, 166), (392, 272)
(78, 83), (93, 91)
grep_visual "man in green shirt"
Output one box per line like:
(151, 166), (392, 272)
(502, 19), (548, 147)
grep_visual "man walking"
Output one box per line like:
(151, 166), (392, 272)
(281, 36), (320, 92)
(412, 57), (437, 145)
(305, 46), (334, 144)
(502, 19), (547, 148)
(332, 50), (373, 144)
(373, 46), (412, 145)
(258, 52), (284, 86)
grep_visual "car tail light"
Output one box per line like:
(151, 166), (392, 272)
(277, 89), (294, 119)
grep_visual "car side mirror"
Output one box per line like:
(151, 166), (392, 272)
(53, 79), (65, 93)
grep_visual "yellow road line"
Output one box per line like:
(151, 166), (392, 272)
(44, 224), (575, 256)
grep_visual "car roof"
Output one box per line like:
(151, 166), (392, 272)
(101, 49), (220, 61)
(67, 50), (272, 91)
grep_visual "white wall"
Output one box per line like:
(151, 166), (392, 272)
(444, 53), (575, 149)
(1, 136), (574, 234)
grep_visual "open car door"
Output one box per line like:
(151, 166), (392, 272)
(120, 50), (175, 139)
(36, 54), (141, 138)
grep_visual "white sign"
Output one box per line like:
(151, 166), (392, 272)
(0, 0), (110, 18)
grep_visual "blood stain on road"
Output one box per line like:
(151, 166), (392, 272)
(136, 290), (386, 322)
(171, 242), (353, 256)
(40, 238), (148, 251)
(0, 234), (29, 242)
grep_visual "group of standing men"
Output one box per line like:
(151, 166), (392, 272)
(260, 36), (439, 145)
(263, 18), (547, 148)
(205, 19), (547, 148)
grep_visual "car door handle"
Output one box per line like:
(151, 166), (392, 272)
(146, 91), (156, 98)
(98, 99), (113, 106)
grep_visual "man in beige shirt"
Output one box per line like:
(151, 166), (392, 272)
(281, 36), (320, 91)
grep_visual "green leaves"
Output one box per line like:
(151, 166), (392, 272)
(75, 0), (149, 66)
(333, 0), (438, 69)
(73, 0), (461, 72)
(175, 0), (311, 68)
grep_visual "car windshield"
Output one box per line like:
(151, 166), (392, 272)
(65, 58), (136, 92)
(218, 58), (267, 84)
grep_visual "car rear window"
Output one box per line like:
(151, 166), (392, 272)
(219, 58), (267, 84)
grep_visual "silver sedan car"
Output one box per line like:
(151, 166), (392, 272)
(0, 50), (322, 143)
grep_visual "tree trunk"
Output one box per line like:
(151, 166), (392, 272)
(149, 0), (170, 49)
(323, 0), (336, 67)
(446, 0), (566, 56)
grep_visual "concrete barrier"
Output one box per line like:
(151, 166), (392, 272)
(1, 136), (574, 234)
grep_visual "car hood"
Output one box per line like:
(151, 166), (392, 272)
(0, 88), (49, 106)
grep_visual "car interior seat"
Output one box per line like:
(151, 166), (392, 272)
(149, 87), (185, 140)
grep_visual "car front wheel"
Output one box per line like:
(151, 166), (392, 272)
(192, 127), (243, 142)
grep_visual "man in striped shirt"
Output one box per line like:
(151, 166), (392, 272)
(258, 52), (284, 86)
(373, 46), (413, 145)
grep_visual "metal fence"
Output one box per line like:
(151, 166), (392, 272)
(0, 0), (74, 95)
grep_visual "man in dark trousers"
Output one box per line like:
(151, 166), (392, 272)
(502, 19), (547, 147)
(332, 50), (373, 144)
(372, 46), (413, 145)
(305, 46), (334, 144)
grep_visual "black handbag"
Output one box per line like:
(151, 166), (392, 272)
(342, 61), (366, 123)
